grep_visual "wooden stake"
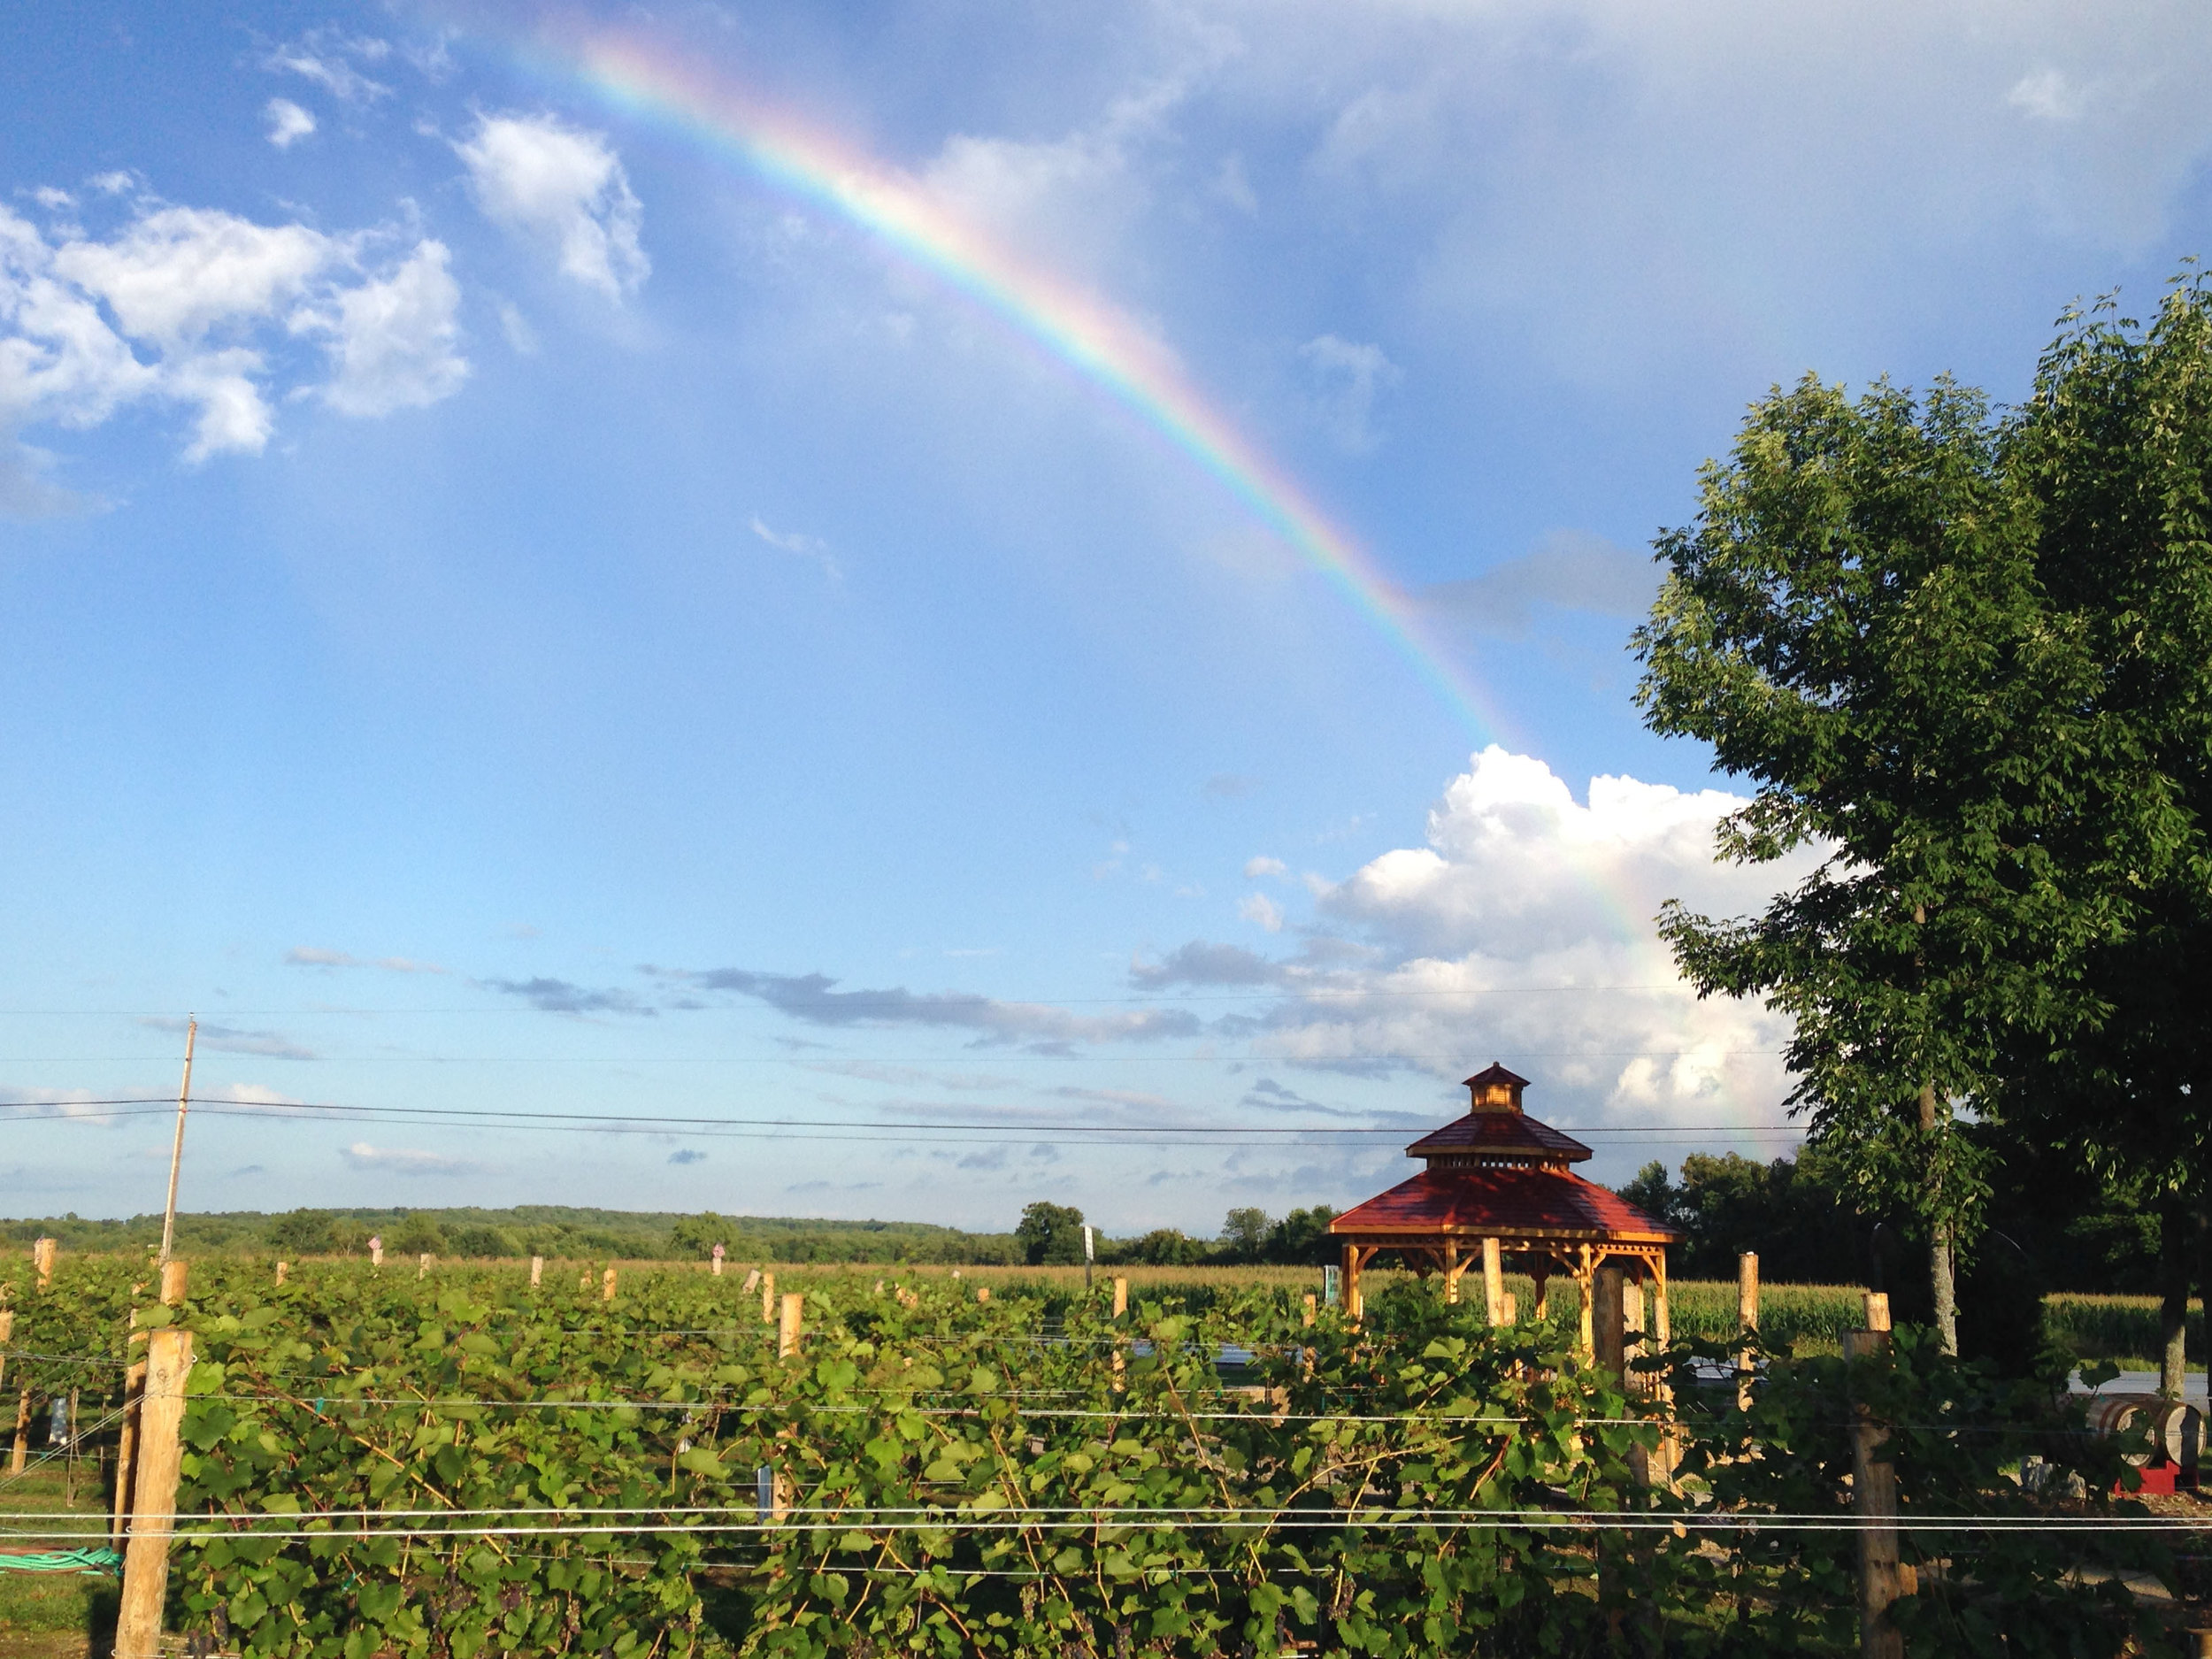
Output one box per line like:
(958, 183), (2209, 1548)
(115, 1327), (194, 1659)
(530, 1256), (544, 1288)
(274, 1261), (288, 1287)
(1843, 1327), (1903, 1659)
(778, 1293), (803, 1359)
(1442, 1238), (1461, 1305)
(1112, 1277), (1128, 1318)
(601, 1267), (618, 1302)
(976, 1286), (990, 1303)
(1302, 1293), (1316, 1328)
(34, 1236), (57, 1287)
(761, 1271), (776, 1323)
(419, 1253), (432, 1280)
(10, 1387), (28, 1475)
(1863, 1290), (1891, 1333)
(743, 1268), (761, 1294)
(113, 1309), (144, 1548)
(711, 1245), (725, 1277)
(1342, 1243), (1363, 1324)
(1483, 1237), (1505, 1327)
(0, 1312), (13, 1479)
(1500, 1292), (1517, 1325)
(159, 1259), (188, 1307)
(369, 1238), (382, 1268)
(1737, 1251), (1760, 1413)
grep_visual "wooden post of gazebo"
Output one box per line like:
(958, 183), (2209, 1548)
(1329, 1065), (1682, 1358)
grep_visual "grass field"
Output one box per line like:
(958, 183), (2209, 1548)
(0, 1462), (115, 1659)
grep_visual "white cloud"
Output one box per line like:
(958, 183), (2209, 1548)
(264, 30), (392, 104)
(294, 239), (467, 417)
(31, 187), (73, 211)
(2008, 68), (2084, 122)
(1244, 855), (1287, 878)
(340, 1141), (480, 1175)
(750, 513), (840, 577)
(495, 297), (537, 355)
(87, 172), (134, 196)
(265, 98), (317, 149)
(0, 200), (468, 499)
(1239, 892), (1286, 932)
(1298, 334), (1402, 453)
(1240, 746), (1819, 1124)
(455, 114), (649, 300)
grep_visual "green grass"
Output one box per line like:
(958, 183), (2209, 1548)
(2043, 1293), (2205, 1364)
(0, 1460), (117, 1653)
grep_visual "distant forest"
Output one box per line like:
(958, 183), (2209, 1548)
(0, 1148), (2177, 1297)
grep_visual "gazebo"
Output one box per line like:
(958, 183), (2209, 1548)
(1329, 1064), (1682, 1352)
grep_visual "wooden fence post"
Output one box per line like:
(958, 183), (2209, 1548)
(1112, 1278), (1128, 1318)
(1736, 1251), (1760, 1412)
(114, 1326), (195, 1659)
(530, 1256), (544, 1287)
(761, 1271), (776, 1323)
(159, 1259), (188, 1307)
(369, 1237), (382, 1268)
(34, 1237), (58, 1286)
(711, 1245), (725, 1277)
(0, 1310), (16, 1479)
(419, 1254), (433, 1280)
(779, 1293), (803, 1359)
(274, 1261), (288, 1287)
(1302, 1293), (1316, 1328)
(601, 1267), (618, 1302)
(1483, 1238), (1505, 1326)
(1844, 1317), (1902, 1659)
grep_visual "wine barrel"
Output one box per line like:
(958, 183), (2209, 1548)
(2085, 1393), (2205, 1468)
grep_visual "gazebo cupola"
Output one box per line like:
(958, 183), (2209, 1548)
(1329, 1064), (1682, 1349)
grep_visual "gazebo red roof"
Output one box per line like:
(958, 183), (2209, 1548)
(1332, 1164), (1680, 1245)
(1330, 1065), (1682, 1249)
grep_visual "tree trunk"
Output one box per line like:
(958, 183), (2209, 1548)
(2157, 1194), (2190, 1400)
(1920, 1078), (1958, 1356)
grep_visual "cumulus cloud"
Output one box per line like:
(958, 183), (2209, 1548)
(1412, 530), (1661, 637)
(456, 114), (649, 299)
(1244, 856), (1287, 878)
(0, 199), (468, 497)
(1211, 746), (1820, 1125)
(265, 98), (317, 148)
(339, 1141), (480, 1175)
(1238, 892), (1286, 933)
(292, 239), (467, 416)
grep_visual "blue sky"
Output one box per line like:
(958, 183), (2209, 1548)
(4, 0), (2210, 1233)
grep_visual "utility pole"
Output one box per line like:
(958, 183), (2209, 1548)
(157, 1018), (196, 1266)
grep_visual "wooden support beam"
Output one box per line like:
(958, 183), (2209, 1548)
(1442, 1238), (1460, 1304)
(115, 1327), (195, 1659)
(1843, 1327), (1903, 1659)
(1342, 1243), (1364, 1324)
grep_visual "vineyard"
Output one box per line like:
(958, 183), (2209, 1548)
(1, 1254), (2204, 1657)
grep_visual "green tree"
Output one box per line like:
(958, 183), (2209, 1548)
(266, 1210), (337, 1256)
(1263, 1205), (1340, 1265)
(388, 1215), (447, 1257)
(1014, 1202), (1087, 1266)
(1996, 280), (2212, 1395)
(1218, 1207), (1273, 1263)
(1635, 373), (2108, 1353)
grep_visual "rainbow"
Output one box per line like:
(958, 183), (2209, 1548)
(497, 23), (1516, 747)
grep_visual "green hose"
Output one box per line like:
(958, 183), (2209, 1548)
(0, 1547), (123, 1574)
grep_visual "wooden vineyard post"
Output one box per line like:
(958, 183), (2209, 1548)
(778, 1293), (803, 1360)
(1736, 1252), (1760, 1413)
(1442, 1238), (1461, 1304)
(116, 1260), (183, 1542)
(274, 1261), (287, 1287)
(711, 1244), (725, 1277)
(1112, 1277), (1128, 1318)
(115, 1327), (195, 1659)
(0, 1311), (15, 1479)
(743, 1268), (761, 1294)
(34, 1236), (58, 1286)
(761, 1271), (776, 1323)
(10, 1387), (28, 1475)
(1844, 1307), (1902, 1659)
(530, 1256), (544, 1287)
(1302, 1293), (1316, 1328)
(1342, 1244), (1363, 1324)
(1483, 1237), (1505, 1327)
(419, 1254), (433, 1280)
(602, 1267), (618, 1302)
(369, 1236), (382, 1268)
(1593, 1264), (1625, 1383)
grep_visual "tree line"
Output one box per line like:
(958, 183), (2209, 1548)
(1633, 274), (2212, 1393)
